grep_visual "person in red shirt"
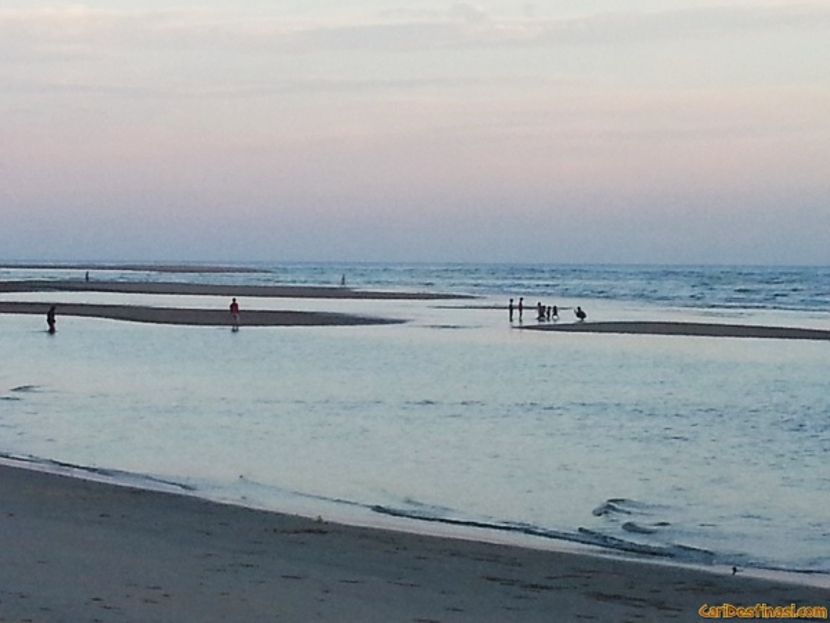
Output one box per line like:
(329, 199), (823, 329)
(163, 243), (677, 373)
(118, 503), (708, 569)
(229, 298), (240, 331)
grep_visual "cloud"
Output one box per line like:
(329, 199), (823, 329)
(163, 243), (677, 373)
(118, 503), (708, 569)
(378, 3), (488, 24)
(229, 2), (830, 51)
(532, 3), (830, 46)
(0, 73), (553, 101)
(2, 2), (829, 57)
(447, 3), (488, 24)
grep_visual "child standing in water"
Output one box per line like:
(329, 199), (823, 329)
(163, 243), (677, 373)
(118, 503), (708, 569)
(46, 306), (56, 334)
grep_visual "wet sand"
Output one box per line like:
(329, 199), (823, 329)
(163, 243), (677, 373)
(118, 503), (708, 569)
(0, 302), (401, 327)
(522, 321), (830, 341)
(0, 280), (468, 300)
(0, 464), (826, 622)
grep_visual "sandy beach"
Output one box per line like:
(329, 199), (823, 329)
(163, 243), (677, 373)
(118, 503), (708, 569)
(522, 320), (830, 341)
(0, 280), (468, 300)
(0, 464), (826, 623)
(0, 302), (401, 327)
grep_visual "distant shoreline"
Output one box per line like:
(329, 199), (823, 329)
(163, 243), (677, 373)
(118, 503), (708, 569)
(0, 263), (265, 274)
(0, 280), (472, 300)
(0, 302), (402, 327)
(521, 320), (830, 341)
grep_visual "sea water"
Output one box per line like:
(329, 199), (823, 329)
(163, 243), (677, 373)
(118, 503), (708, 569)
(0, 263), (828, 576)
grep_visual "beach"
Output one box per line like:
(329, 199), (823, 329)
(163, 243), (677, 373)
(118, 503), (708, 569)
(0, 301), (401, 327)
(1, 464), (827, 622)
(2, 278), (828, 336)
(2, 265), (829, 621)
(0, 280), (468, 300)
(0, 264), (265, 274)
(0, 278), (464, 325)
(521, 320), (830, 341)
(5, 0), (829, 609)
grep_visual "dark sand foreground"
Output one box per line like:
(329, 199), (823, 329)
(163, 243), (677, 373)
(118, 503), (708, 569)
(0, 280), (469, 300)
(0, 465), (826, 622)
(0, 302), (400, 327)
(522, 321), (830, 341)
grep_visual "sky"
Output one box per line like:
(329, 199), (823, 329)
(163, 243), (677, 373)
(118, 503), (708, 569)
(1, 1), (829, 264)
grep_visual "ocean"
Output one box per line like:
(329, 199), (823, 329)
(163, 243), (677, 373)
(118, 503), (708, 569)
(1, 263), (828, 577)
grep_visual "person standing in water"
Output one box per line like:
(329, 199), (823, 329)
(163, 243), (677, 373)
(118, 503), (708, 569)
(518, 297), (524, 322)
(508, 298), (514, 322)
(46, 305), (56, 334)
(229, 298), (240, 331)
(575, 306), (587, 322)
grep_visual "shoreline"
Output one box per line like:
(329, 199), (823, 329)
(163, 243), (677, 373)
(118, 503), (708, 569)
(0, 280), (471, 300)
(0, 301), (402, 327)
(521, 320), (830, 341)
(1, 463), (827, 622)
(4, 452), (827, 588)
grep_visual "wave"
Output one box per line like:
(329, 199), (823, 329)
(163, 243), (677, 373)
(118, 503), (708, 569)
(10, 384), (40, 393)
(622, 521), (663, 535)
(372, 501), (825, 577)
(371, 504), (716, 564)
(591, 497), (658, 517)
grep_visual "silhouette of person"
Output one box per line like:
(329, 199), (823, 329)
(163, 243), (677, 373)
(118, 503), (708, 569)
(575, 306), (587, 322)
(518, 297), (524, 322)
(508, 298), (514, 322)
(546, 305), (552, 321)
(537, 301), (545, 321)
(552, 305), (559, 321)
(229, 298), (240, 331)
(46, 305), (56, 334)
(340, 274), (346, 286)
(85, 271), (90, 282)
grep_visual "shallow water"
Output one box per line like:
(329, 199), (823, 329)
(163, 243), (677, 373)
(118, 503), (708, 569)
(1, 263), (828, 575)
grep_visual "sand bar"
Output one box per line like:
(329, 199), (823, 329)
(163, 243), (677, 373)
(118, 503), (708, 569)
(0, 302), (401, 327)
(522, 321), (830, 341)
(0, 280), (469, 300)
(0, 464), (826, 622)
(0, 263), (264, 274)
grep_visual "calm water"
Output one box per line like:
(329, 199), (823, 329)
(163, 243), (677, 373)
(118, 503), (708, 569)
(1, 263), (828, 576)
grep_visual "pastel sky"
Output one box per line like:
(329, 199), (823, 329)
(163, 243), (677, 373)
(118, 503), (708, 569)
(2, 1), (829, 263)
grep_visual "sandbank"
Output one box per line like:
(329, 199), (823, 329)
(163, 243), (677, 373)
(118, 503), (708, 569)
(522, 320), (830, 341)
(0, 302), (400, 327)
(0, 263), (263, 274)
(0, 464), (826, 622)
(0, 280), (469, 300)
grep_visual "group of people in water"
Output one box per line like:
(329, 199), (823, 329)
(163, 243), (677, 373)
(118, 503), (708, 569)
(508, 297), (587, 324)
(44, 295), (585, 334)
